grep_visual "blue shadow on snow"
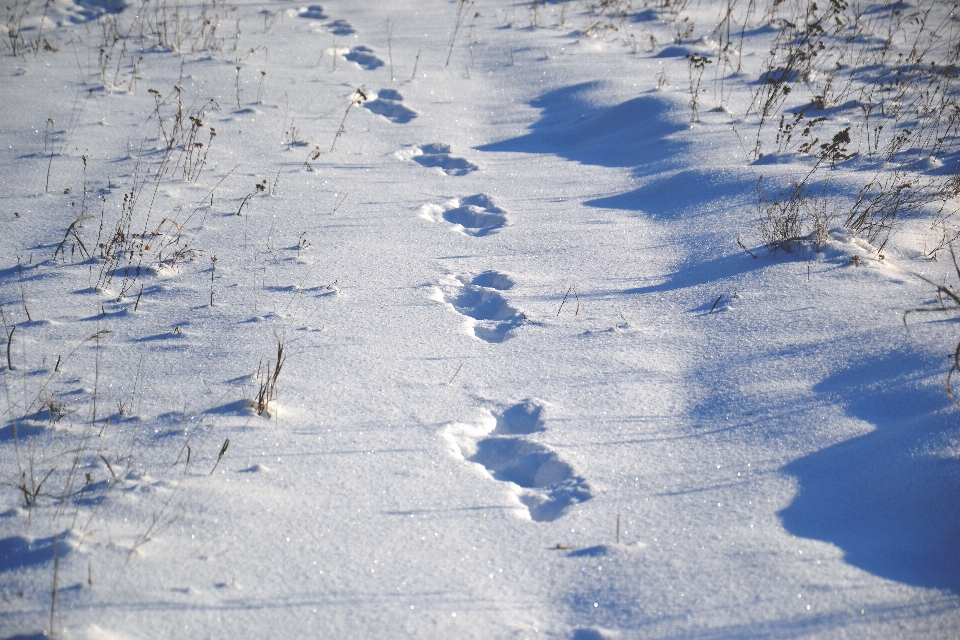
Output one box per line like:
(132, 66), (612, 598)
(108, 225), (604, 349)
(585, 168), (756, 218)
(779, 350), (960, 593)
(0, 533), (70, 573)
(477, 82), (686, 170)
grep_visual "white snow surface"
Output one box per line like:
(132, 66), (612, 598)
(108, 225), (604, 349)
(0, 0), (959, 638)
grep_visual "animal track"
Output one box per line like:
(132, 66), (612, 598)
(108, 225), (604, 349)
(363, 89), (417, 124)
(327, 19), (355, 35)
(411, 143), (478, 176)
(420, 194), (508, 237)
(444, 400), (592, 522)
(297, 5), (327, 19)
(443, 195), (508, 236)
(436, 271), (523, 343)
(294, 7), (353, 35)
(344, 46), (384, 70)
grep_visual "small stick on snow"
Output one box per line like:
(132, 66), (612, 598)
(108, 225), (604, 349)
(709, 295), (723, 314)
(557, 285), (580, 316)
(448, 362), (464, 385)
(210, 438), (230, 475)
(737, 237), (758, 259)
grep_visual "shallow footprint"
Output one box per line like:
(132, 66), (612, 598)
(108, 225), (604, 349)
(363, 89), (417, 124)
(411, 143), (478, 176)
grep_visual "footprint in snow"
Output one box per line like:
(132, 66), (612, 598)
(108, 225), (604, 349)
(410, 143), (478, 176)
(470, 269), (515, 292)
(297, 5), (327, 19)
(420, 194), (508, 237)
(444, 399), (592, 522)
(570, 627), (621, 640)
(363, 89), (417, 124)
(493, 397), (545, 434)
(344, 46), (383, 70)
(327, 19), (355, 35)
(295, 7), (353, 36)
(436, 271), (523, 343)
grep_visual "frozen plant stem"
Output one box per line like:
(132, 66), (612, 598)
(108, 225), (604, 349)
(237, 180), (266, 215)
(45, 150), (55, 193)
(49, 534), (60, 637)
(17, 258), (32, 322)
(210, 255), (218, 306)
(6, 326), (15, 371)
(330, 89), (367, 153)
(446, 0), (473, 68)
(255, 339), (287, 416)
(710, 295), (723, 314)
(686, 53), (712, 122)
(235, 65), (242, 109)
(210, 438), (230, 475)
(257, 71), (266, 103)
(386, 20), (394, 82)
(331, 192), (348, 215)
(411, 49), (420, 81)
(557, 285), (580, 316)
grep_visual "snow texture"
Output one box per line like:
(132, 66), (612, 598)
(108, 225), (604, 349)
(1, 0), (959, 638)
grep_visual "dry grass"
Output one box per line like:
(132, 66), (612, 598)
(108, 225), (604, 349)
(255, 339), (286, 416)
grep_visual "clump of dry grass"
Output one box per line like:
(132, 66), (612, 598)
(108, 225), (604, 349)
(756, 173), (836, 252)
(733, 0), (960, 250)
(686, 53), (712, 122)
(904, 245), (960, 404)
(255, 339), (286, 416)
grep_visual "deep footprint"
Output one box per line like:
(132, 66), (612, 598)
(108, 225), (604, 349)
(445, 401), (592, 522)
(470, 270), (515, 291)
(327, 19), (355, 35)
(344, 46), (383, 70)
(412, 143), (478, 176)
(297, 4), (326, 19)
(471, 438), (575, 488)
(493, 397), (545, 434)
(443, 195), (507, 236)
(363, 89), (417, 124)
(442, 271), (523, 342)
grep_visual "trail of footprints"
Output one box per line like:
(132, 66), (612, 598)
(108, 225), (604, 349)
(444, 400), (593, 522)
(295, 6), (384, 71)
(435, 270), (522, 343)
(296, 7), (479, 175)
(417, 180), (591, 521)
(293, 10), (422, 128)
(289, 8), (591, 522)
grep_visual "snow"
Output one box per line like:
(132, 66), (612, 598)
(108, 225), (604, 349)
(1, 0), (959, 637)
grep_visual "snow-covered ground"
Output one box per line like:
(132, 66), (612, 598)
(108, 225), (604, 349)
(1, 0), (959, 637)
